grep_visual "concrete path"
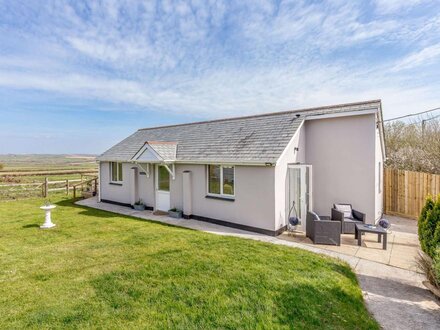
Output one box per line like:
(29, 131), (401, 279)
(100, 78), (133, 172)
(76, 198), (440, 330)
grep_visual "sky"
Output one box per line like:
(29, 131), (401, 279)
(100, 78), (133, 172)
(1, 0), (440, 154)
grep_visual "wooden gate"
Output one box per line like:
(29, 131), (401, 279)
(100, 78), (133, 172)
(384, 168), (440, 219)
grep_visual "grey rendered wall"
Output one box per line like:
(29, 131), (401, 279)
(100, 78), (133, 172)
(100, 162), (133, 204)
(305, 114), (377, 223)
(170, 164), (276, 231)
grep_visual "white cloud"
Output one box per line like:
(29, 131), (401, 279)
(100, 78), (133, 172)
(0, 0), (439, 122)
(374, 0), (424, 14)
(392, 44), (440, 71)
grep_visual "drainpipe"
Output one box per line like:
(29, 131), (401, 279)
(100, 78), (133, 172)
(97, 161), (101, 202)
(182, 170), (192, 218)
(130, 166), (139, 205)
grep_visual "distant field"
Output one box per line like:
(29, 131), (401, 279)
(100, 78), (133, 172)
(0, 154), (98, 199)
(0, 154), (96, 172)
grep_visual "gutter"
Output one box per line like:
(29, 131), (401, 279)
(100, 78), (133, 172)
(96, 159), (275, 167)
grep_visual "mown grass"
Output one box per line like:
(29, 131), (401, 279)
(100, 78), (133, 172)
(0, 196), (379, 329)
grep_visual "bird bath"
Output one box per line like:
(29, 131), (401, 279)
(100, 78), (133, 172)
(40, 204), (56, 229)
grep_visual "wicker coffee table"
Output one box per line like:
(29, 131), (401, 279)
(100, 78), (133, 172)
(354, 224), (387, 250)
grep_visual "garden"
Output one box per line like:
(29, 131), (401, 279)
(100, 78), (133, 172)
(0, 196), (378, 329)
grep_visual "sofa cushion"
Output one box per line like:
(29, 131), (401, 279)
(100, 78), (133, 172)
(309, 211), (321, 221)
(344, 218), (360, 224)
(334, 204), (353, 219)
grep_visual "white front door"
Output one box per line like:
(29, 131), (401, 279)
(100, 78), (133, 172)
(287, 165), (312, 232)
(155, 165), (170, 211)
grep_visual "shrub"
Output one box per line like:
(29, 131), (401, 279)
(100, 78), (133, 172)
(416, 250), (440, 288)
(435, 248), (440, 287)
(418, 195), (440, 288)
(0, 163), (3, 170)
(418, 195), (440, 258)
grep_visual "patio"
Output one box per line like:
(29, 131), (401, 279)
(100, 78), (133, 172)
(279, 215), (420, 272)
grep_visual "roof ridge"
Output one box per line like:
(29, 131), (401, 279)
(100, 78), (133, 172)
(138, 99), (381, 131)
(147, 141), (177, 144)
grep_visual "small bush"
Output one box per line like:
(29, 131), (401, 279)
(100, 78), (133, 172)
(418, 195), (440, 288)
(418, 195), (440, 258)
(416, 250), (440, 288)
(435, 248), (440, 286)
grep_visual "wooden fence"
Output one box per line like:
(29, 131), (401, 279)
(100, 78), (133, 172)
(384, 168), (440, 219)
(0, 176), (98, 199)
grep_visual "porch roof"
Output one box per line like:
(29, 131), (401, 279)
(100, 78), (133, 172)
(131, 141), (177, 163)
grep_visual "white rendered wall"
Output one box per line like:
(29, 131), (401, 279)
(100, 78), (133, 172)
(170, 164), (277, 231)
(274, 122), (306, 231)
(305, 114), (377, 223)
(375, 125), (384, 221)
(99, 162), (133, 205)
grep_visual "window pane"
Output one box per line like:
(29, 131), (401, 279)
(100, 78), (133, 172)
(208, 165), (220, 194)
(222, 166), (234, 195)
(158, 166), (170, 191)
(289, 168), (301, 219)
(118, 163), (123, 181)
(111, 162), (118, 181)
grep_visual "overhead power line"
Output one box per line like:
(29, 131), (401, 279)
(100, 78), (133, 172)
(423, 113), (440, 122)
(383, 106), (440, 122)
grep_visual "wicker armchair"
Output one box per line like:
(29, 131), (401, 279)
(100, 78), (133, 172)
(331, 203), (366, 234)
(306, 212), (341, 246)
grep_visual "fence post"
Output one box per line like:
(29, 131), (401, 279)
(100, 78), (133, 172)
(44, 177), (48, 198)
(73, 186), (76, 199)
(94, 178), (97, 195)
(66, 179), (69, 196)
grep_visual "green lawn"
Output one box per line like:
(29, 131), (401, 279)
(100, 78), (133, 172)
(0, 196), (378, 329)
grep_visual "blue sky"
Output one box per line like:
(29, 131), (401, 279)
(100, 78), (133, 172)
(1, 0), (440, 154)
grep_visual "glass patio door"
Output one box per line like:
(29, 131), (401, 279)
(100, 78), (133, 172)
(287, 165), (312, 232)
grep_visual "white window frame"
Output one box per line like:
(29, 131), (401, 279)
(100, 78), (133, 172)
(156, 165), (171, 192)
(109, 162), (123, 183)
(206, 165), (235, 198)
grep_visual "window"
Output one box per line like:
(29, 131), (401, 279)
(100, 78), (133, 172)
(208, 165), (235, 197)
(110, 162), (123, 182)
(158, 165), (170, 191)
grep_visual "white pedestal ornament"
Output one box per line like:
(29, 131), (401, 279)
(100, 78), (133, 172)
(40, 205), (56, 229)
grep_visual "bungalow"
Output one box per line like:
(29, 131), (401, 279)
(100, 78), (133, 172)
(97, 100), (386, 236)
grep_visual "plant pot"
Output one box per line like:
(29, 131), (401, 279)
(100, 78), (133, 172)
(168, 210), (183, 218)
(133, 204), (146, 211)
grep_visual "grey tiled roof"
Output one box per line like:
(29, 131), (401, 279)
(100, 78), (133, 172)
(98, 100), (380, 164)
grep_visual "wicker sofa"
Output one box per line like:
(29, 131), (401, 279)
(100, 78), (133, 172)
(331, 203), (366, 234)
(306, 211), (341, 246)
